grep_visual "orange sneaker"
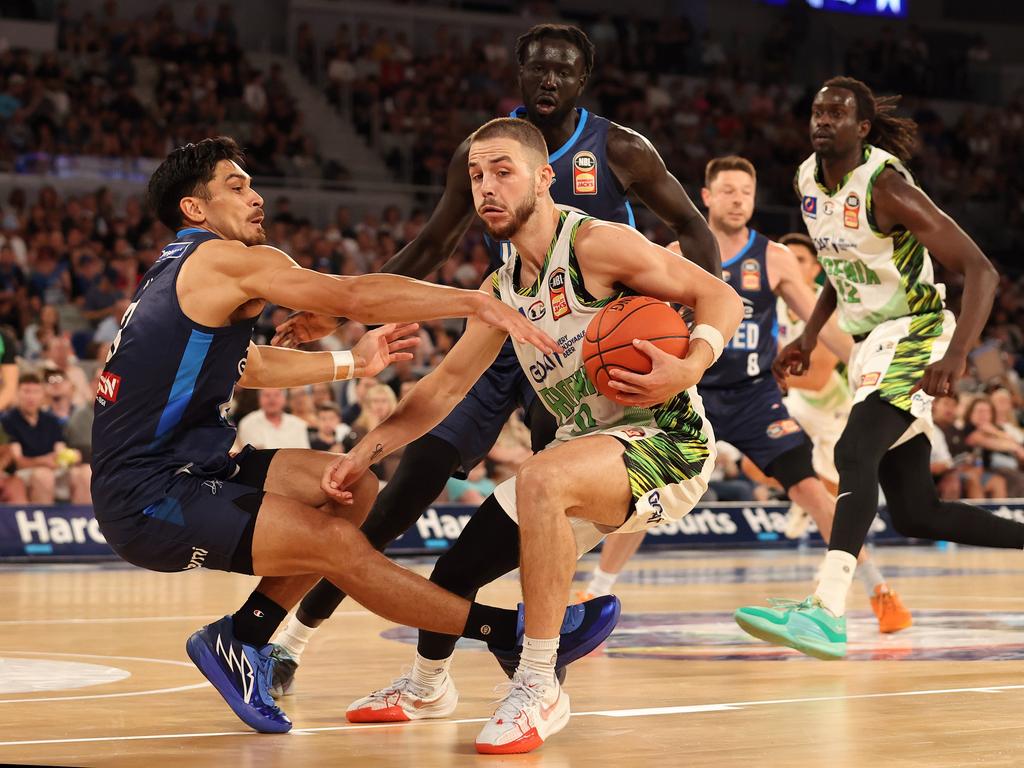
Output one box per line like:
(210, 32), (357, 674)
(573, 590), (595, 605)
(870, 585), (912, 634)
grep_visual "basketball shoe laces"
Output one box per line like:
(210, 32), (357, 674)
(367, 668), (434, 703)
(490, 673), (549, 725)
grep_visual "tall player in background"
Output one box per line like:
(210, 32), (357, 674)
(736, 77), (1024, 659)
(576, 156), (911, 635)
(268, 24), (720, 691)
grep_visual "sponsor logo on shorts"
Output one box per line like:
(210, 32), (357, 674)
(96, 371), (121, 404)
(185, 547), (208, 570)
(802, 196), (817, 219)
(859, 372), (881, 388)
(572, 151), (597, 195)
(549, 268), (571, 319)
(766, 418), (801, 439)
(622, 427), (646, 439)
(741, 259), (761, 291)
(527, 299), (547, 321)
(644, 490), (665, 526)
(844, 191), (860, 229)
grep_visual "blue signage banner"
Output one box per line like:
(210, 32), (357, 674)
(3, 501), (1024, 561)
(760, 0), (908, 18)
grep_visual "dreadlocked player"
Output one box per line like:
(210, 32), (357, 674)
(735, 76), (1024, 659)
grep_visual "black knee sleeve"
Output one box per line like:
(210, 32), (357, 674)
(829, 393), (916, 556)
(881, 435), (1024, 548)
(417, 493), (521, 660)
(763, 439), (815, 491)
(361, 434), (461, 551)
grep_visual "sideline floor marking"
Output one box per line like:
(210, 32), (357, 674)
(2, 681), (1023, 747)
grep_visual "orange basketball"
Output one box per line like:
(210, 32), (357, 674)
(583, 296), (690, 403)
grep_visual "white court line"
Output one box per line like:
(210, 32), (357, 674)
(3, 682), (1024, 748)
(0, 649), (212, 704)
(0, 611), (372, 626)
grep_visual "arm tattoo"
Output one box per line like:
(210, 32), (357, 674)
(370, 443), (384, 462)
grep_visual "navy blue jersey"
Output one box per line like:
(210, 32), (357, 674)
(487, 108), (635, 270)
(91, 228), (257, 520)
(699, 230), (777, 389)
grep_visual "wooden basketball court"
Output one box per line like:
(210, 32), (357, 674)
(4, 545), (1024, 767)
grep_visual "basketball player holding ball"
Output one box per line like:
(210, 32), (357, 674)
(321, 117), (742, 754)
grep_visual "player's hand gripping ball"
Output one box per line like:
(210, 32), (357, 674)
(582, 296), (689, 403)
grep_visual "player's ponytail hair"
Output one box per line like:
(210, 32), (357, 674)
(824, 76), (918, 162)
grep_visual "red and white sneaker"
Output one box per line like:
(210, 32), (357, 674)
(345, 673), (458, 723)
(475, 671), (570, 754)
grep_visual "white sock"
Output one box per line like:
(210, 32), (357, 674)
(857, 559), (887, 598)
(814, 550), (857, 617)
(274, 614), (317, 661)
(586, 566), (618, 597)
(410, 652), (452, 689)
(518, 635), (559, 690)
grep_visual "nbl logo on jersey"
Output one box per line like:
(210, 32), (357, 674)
(549, 268), (571, 319)
(572, 151), (597, 195)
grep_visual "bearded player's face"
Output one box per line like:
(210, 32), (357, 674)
(468, 138), (541, 240)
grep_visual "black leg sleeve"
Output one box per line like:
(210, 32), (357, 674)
(880, 434), (1024, 548)
(829, 393), (916, 556)
(296, 434), (461, 625)
(417, 493), (521, 660)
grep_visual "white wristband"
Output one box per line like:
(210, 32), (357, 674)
(690, 324), (725, 364)
(331, 350), (355, 381)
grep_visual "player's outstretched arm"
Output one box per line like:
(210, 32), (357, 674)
(237, 324), (421, 388)
(606, 124), (722, 278)
(225, 242), (557, 352)
(871, 169), (999, 396)
(271, 139), (477, 347)
(767, 241), (853, 363)
(321, 313), (510, 502)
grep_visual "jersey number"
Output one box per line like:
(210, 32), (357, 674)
(571, 402), (597, 434)
(747, 353), (760, 377)
(105, 299), (140, 363)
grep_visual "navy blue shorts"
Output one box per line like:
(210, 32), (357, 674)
(429, 339), (536, 472)
(97, 448), (276, 575)
(699, 377), (814, 484)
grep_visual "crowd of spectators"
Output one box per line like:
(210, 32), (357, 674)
(1, 2), (342, 180)
(306, 17), (1023, 263)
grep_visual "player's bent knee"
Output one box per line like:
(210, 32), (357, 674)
(311, 515), (374, 568)
(514, 459), (564, 510)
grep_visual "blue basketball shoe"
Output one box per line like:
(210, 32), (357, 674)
(492, 595), (621, 682)
(186, 616), (293, 733)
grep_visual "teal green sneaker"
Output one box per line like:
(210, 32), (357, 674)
(734, 596), (847, 660)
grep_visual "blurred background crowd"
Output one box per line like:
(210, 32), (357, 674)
(0, 0), (1021, 509)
